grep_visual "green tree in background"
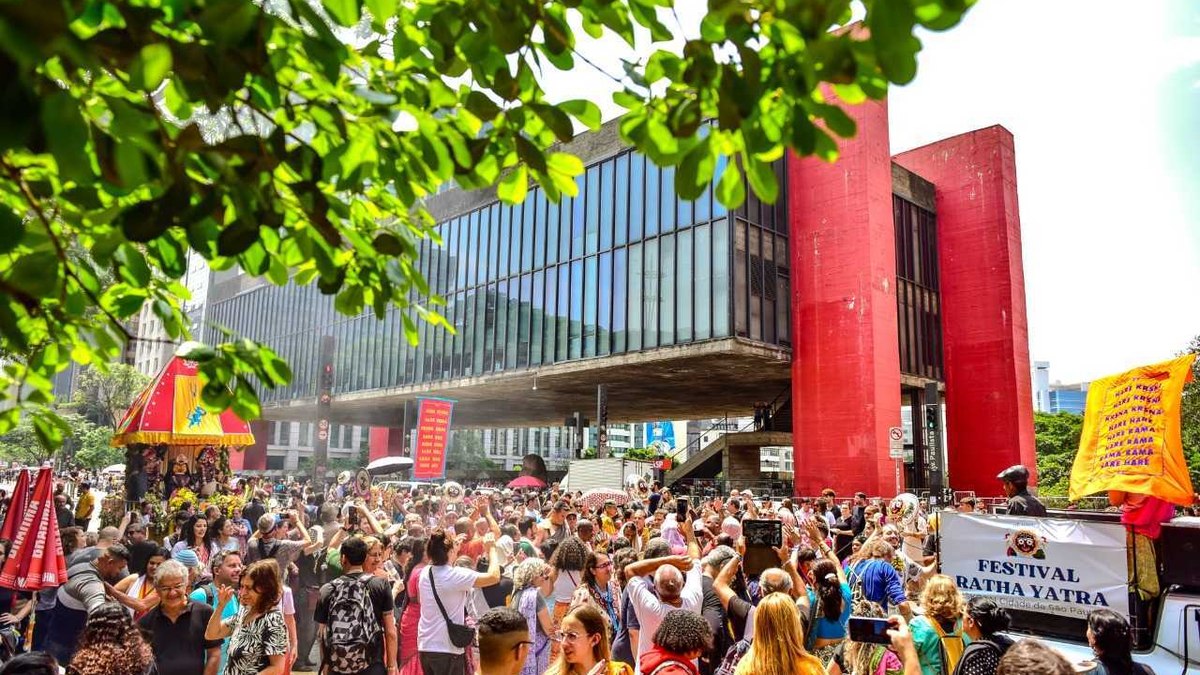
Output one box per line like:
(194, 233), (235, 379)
(1034, 411), (1083, 496)
(0, 0), (977, 450)
(0, 417), (56, 466)
(447, 430), (496, 478)
(70, 417), (123, 469)
(69, 364), (151, 428)
(1181, 334), (1200, 488)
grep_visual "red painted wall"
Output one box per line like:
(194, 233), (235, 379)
(787, 97), (903, 497)
(893, 126), (1036, 496)
(368, 427), (407, 462)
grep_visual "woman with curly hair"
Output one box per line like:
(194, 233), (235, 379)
(172, 515), (218, 582)
(509, 559), (554, 675)
(545, 604), (633, 675)
(548, 536), (589, 661)
(205, 559), (288, 675)
(638, 609), (712, 675)
(66, 602), (153, 675)
(733, 592), (825, 675)
(910, 574), (966, 675)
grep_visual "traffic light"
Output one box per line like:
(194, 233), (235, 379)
(925, 405), (938, 431)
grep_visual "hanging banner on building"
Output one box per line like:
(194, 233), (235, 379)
(413, 397), (455, 480)
(1069, 355), (1196, 505)
(940, 513), (1129, 620)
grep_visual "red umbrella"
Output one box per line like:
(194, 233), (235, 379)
(0, 467), (66, 590)
(0, 469), (30, 542)
(111, 354), (255, 447)
(508, 475), (547, 489)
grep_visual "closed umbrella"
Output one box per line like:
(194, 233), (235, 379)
(0, 469), (30, 542)
(0, 467), (67, 590)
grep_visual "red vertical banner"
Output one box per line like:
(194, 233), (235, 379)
(413, 398), (454, 479)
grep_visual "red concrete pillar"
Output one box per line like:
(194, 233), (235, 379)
(240, 420), (270, 471)
(369, 427), (408, 461)
(893, 126), (1036, 496)
(787, 97), (903, 498)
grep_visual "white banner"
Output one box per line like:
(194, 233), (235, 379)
(940, 512), (1129, 619)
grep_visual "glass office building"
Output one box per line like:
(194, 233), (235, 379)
(208, 148), (791, 404)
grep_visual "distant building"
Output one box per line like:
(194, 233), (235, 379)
(1031, 361), (1088, 415)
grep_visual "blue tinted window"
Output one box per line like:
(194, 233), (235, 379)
(533, 190), (546, 270)
(498, 205), (510, 279)
(511, 276), (525, 368)
(598, 251), (612, 356)
(531, 271), (544, 366)
(556, 264), (569, 360)
(546, 198), (560, 266)
(585, 166), (600, 255)
(494, 280), (508, 371)
(677, 228), (693, 343)
(559, 196), (572, 262)
(630, 155), (645, 241)
(661, 166), (676, 232)
(614, 155), (629, 246)
(569, 259), (583, 359)
(508, 203), (521, 277)
(695, 180), (711, 223)
(713, 222), (730, 337)
(600, 161), (614, 251)
(645, 162), (659, 236)
(572, 176), (586, 257)
(489, 205), (501, 283)
(477, 208), (489, 286)
(627, 244), (642, 351)
(545, 266), (559, 361)
(660, 233), (675, 345)
(643, 240), (659, 348)
(523, 197), (535, 272)
(612, 248), (627, 353)
(694, 223), (712, 340)
(584, 255), (597, 357)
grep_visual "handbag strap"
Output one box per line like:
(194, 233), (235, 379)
(427, 567), (462, 623)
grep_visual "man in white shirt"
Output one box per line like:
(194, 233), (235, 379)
(622, 519), (702, 673)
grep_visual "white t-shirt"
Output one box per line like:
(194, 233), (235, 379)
(627, 562), (703, 673)
(417, 564), (482, 654)
(553, 569), (581, 603)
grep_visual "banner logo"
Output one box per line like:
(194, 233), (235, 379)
(1005, 528), (1046, 559)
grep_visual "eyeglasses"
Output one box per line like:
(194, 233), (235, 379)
(552, 630), (586, 642)
(511, 640), (534, 653)
(595, 561), (613, 570)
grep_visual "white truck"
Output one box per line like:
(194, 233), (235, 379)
(561, 457), (654, 493)
(939, 511), (1200, 673)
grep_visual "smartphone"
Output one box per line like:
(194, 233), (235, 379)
(676, 497), (689, 520)
(741, 519), (783, 548)
(848, 617), (893, 645)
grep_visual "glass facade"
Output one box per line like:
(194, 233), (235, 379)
(208, 148), (793, 404)
(893, 195), (944, 380)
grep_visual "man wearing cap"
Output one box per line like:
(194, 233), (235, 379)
(997, 465), (1047, 517)
(246, 511), (318, 570)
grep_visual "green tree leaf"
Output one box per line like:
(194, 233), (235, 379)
(129, 43), (173, 91)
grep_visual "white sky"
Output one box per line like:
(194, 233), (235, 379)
(539, 1), (1200, 385)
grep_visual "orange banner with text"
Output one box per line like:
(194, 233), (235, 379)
(1069, 355), (1196, 505)
(413, 398), (454, 480)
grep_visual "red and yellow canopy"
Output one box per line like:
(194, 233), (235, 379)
(111, 356), (256, 447)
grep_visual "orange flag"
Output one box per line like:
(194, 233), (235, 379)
(1069, 355), (1197, 505)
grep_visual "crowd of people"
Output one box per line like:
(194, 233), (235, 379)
(0, 464), (1160, 675)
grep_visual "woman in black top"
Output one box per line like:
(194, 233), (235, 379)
(954, 597), (1013, 675)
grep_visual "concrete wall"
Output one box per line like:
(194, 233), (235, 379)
(786, 97), (903, 497)
(893, 126), (1036, 495)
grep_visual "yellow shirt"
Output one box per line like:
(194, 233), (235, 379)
(601, 515), (618, 536)
(75, 491), (95, 519)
